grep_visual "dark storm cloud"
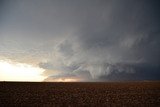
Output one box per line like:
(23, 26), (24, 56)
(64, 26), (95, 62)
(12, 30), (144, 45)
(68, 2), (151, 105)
(0, 0), (160, 81)
(41, 0), (160, 81)
(99, 64), (160, 81)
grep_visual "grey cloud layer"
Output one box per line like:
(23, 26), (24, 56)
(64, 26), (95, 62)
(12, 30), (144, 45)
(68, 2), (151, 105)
(0, 0), (160, 81)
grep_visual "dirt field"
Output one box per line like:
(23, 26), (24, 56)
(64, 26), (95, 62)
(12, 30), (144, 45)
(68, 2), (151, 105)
(0, 82), (160, 107)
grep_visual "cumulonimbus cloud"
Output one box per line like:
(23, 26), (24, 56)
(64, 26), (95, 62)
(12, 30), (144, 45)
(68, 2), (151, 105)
(0, 0), (160, 81)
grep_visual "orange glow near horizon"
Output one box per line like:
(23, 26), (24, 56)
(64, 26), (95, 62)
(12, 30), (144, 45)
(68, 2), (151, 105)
(53, 78), (79, 82)
(44, 76), (81, 82)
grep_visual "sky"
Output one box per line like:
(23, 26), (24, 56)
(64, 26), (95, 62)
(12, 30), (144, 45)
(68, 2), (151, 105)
(0, 0), (160, 82)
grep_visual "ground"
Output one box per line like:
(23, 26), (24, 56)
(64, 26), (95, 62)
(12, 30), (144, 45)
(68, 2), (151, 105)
(0, 82), (160, 106)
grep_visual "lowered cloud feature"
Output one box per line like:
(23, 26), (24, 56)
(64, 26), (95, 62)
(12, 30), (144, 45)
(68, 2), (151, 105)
(0, 0), (160, 81)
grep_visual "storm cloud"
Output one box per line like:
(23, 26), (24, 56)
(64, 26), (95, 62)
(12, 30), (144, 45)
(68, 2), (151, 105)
(0, 0), (160, 81)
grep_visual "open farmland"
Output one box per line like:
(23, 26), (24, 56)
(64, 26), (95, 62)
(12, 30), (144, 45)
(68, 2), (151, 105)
(0, 82), (160, 106)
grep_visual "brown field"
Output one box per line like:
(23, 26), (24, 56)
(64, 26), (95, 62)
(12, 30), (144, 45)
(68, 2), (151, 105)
(0, 82), (160, 107)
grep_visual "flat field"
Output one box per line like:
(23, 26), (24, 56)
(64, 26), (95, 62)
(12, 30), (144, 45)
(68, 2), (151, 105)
(0, 82), (160, 106)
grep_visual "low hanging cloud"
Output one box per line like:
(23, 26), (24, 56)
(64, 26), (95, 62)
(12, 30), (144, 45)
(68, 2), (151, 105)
(38, 0), (160, 81)
(0, 0), (160, 81)
(39, 31), (160, 81)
